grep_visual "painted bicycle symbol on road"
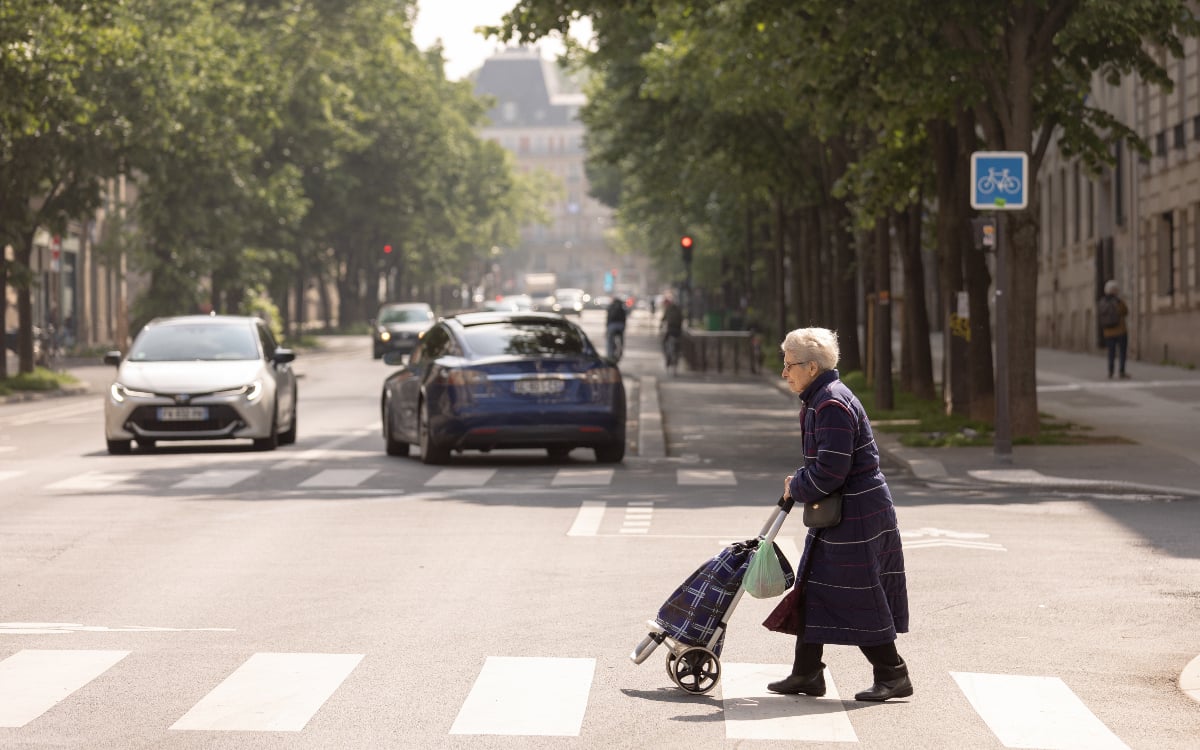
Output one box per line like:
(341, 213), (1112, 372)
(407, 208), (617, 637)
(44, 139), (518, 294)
(977, 167), (1021, 195)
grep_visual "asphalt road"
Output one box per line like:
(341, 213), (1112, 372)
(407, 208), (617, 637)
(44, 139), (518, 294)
(1, 309), (1198, 749)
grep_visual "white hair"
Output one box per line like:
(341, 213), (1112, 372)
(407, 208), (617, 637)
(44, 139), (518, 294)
(1104, 279), (1119, 295)
(781, 327), (840, 372)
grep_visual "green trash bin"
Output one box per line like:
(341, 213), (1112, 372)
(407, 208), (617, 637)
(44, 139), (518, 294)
(704, 311), (723, 331)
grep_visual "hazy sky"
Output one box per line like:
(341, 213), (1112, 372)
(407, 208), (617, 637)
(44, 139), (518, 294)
(411, 1), (589, 81)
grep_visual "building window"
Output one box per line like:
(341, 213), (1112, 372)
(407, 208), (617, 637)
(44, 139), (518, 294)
(1175, 122), (1186, 149)
(1114, 140), (1125, 227)
(1156, 131), (1167, 156)
(1087, 178), (1094, 240)
(502, 102), (518, 123)
(1193, 115), (1200, 142)
(1073, 163), (1081, 245)
(1158, 211), (1175, 296)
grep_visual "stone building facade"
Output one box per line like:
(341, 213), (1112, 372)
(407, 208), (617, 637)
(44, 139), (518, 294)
(1038, 38), (1200, 368)
(474, 47), (650, 297)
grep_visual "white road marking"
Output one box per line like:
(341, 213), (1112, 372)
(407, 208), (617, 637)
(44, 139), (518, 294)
(274, 431), (371, 470)
(0, 649), (129, 727)
(0, 469), (25, 483)
(46, 472), (134, 491)
(620, 501), (654, 534)
(551, 468), (614, 486)
(425, 468), (496, 487)
(722, 663), (856, 742)
(449, 656), (594, 736)
(678, 469), (737, 486)
(299, 469), (378, 488)
(171, 652), (363, 732)
(905, 539), (1007, 551)
(951, 672), (1129, 749)
(567, 501), (606, 536)
(0, 400), (101, 428)
(172, 469), (258, 489)
(0, 622), (235, 635)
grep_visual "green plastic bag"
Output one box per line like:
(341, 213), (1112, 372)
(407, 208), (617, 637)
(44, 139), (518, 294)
(743, 539), (793, 599)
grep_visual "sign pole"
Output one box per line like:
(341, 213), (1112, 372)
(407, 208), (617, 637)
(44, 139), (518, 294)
(993, 213), (1012, 462)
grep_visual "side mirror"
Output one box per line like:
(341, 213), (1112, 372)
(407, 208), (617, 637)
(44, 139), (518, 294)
(382, 350), (407, 367)
(273, 348), (296, 364)
(103, 351), (122, 367)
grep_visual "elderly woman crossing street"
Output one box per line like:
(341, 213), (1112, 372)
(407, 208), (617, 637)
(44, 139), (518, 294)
(763, 327), (912, 702)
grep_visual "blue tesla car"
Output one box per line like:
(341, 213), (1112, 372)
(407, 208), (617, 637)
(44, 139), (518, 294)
(380, 311), (626, 464)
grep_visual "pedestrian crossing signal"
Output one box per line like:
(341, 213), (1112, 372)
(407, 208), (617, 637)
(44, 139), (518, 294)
(680, 236), (694, 264)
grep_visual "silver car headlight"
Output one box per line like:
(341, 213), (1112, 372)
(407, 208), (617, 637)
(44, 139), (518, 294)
(110, 383), (154, 402)
(213, 380), (264, 402)
(380, 330), (392, 342)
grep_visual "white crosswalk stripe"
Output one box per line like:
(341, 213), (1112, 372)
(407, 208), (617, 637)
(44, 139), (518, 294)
(678, 468), (737, 485)
(0, 649), (129, 727)
(0, 469), (25, 483)
(172, 469), (258, 489)
(424, 468), (496, 487)
(450, 656), (594, 736)
(0, 648), (1135, 745)
(171, 652), (363, 732)
(298, 469), (378, 488)
(951, 671), (1130, 749)
(551, 468), (614, 486)
(46, 472), (134, 491)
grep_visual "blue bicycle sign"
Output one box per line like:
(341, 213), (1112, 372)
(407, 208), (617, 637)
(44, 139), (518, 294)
(971, 151), (1028, 210)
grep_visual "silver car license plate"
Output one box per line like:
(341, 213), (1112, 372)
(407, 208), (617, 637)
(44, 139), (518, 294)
(513, 378), (565, 395)
(157, 406), (209, 421)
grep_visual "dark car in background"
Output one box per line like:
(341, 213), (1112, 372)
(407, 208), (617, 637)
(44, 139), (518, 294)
(380, 311), (626, 464)
(372, 302), (435, 359)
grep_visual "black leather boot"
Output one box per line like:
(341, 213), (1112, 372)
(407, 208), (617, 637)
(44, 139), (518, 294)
(854, 661), (912, 702)
(767, 669), (826, 696)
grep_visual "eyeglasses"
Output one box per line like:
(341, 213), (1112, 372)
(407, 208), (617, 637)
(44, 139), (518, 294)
(782, 360), (810, 374)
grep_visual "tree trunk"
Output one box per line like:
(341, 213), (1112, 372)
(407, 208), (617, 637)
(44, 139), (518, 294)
(774, 193), (787, 339)
(0, 250), (8, 378)
(931, 114), (971, 416)
(15, 231), (36, 374)
(873, 219), (894, 410)
(827, 140), (862, 372)
(898, 201), (936, 400)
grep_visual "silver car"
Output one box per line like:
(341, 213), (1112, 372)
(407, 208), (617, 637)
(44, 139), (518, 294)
(103, 315), (298, 454)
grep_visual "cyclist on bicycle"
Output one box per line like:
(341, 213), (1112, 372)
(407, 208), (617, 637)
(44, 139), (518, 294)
(605, 296), (627, 361)
(660, 295), (683, 368)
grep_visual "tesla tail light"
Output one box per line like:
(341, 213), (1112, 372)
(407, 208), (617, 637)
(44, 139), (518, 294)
(445, 369), (489, 387)
(585, 366), (622, 385)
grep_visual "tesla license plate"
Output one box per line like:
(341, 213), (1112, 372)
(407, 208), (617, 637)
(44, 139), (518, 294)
(157, 406), (209, 421)
(513, 378), (565, 395)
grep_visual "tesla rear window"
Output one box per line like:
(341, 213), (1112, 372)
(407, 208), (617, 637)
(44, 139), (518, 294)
(461, 322), (588, 357)
(129, 324), (260, 361)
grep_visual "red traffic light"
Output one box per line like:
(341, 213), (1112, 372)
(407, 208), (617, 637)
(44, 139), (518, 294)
(680, 236), (693, 248)
(383, 244), (393, 254)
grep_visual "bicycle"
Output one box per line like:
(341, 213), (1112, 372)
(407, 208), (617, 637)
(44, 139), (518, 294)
(663, 332), (680, 375)
(607, 325), (625, 363)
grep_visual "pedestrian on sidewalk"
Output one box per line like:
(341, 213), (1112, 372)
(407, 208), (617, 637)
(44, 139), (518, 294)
(764, 327), (913, 702)
(1098, 280), (1130, 379)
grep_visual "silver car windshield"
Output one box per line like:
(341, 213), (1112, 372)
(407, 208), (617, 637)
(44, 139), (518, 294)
(128, 324), (260, 361)
(380, 308), (433, 324)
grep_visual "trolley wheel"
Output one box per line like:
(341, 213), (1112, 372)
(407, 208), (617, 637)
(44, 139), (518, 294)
(668, 646), (721, 694)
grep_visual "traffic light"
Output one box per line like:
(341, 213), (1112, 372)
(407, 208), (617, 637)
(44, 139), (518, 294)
(680, 235), (694, 265)
(383, 244), (393, 255)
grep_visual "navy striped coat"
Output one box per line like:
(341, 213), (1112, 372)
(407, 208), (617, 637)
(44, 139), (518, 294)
(764, 369), (909, 646)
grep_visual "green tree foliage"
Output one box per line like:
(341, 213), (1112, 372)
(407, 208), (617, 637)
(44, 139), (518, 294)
(492, 0), (1196, 436)
(1, 0), (546, 366)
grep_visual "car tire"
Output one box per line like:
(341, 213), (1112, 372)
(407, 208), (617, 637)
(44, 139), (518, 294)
(418, 398), (448, 465)
(278, 393), (298, 446)
(594, 440), (625, 464)
(253, 409), (279, 451)
(384, 404), (410, 457)
(106, 439), (132, 455)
